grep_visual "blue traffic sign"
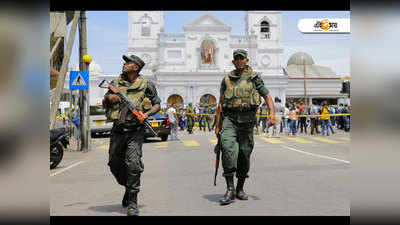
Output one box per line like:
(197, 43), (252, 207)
(69, 71), (89, 90)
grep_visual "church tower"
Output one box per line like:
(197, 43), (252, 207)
(245, 11), (282, 45)
(245, 11), (286, 104)
(244, 11), (283, 74)
(128, 11), (164, 74)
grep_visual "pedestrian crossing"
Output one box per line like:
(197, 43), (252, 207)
(92, 134), (350, 150)
(286, 137), (315, 144)
(183, 140), (200, 147)
(145, 135), (349, 150)
(309, 137), (341, 144)
(260, 137), (285, 144)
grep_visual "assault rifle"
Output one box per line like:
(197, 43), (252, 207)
(98, 79), (158, 137)
(214, 133), (221, 186)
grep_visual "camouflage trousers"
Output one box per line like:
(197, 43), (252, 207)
(220, 116), (255, 179)
(108, 125), (145, 194)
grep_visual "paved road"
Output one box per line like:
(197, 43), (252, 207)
(50, 129), (350, 216)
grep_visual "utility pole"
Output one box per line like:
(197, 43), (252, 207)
(303, 56), (307, 105)
(79, 11), (90, 152)
(50, 11), (80, 130)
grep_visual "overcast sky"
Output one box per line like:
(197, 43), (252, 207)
(67, 11), (350, 76)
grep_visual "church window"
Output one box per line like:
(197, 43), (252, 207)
(260, 21), (270, 33)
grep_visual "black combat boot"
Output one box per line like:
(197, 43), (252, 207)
(219, 176), (235, 205)
(122, 188), (129, 207)
(126, 192), (139, 216)
(236, 178), (249, 200)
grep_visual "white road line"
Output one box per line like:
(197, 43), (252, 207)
(50, 161), (85, 177)
(281, 145), (350, 164)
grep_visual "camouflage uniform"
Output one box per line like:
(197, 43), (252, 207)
(102, 55), (160, 215)
(186, 104), (195, 134)
(218, 49), (269, 205)
(220, 66), (269, 179)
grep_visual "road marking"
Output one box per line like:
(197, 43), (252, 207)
(98, 144), (109, 150)
(183, 140), (200, 147)
(260, 137), (285, 144)
(286, 137), (315, 144)
(50, 161), (85, 177)
(155, 142), (168, 149)
(339, 137), (351, 141)
(209, 138), (218, 145)
(309, 137), (341, 144)
(281, 145), (350, 164)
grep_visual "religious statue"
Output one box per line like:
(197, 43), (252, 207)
(201, 40), (215, 65)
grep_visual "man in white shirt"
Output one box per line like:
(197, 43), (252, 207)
(267, 97), (284, 138)
(283, 103), (290, 134)
(167, 103), (179, 140)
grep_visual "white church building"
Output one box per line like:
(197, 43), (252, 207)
(65, 11), (347, 108)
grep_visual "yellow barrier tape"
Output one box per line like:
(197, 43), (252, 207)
(161, 112), (351, 118)
(55, 105), (78, 121)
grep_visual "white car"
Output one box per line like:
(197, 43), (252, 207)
(90, 105), (112, 136)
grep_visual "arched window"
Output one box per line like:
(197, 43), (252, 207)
(260, 21), (270, 33)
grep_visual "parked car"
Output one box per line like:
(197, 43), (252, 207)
(145, 112), (171, 141)
(90, 105), (112, 136)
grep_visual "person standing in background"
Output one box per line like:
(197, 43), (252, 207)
(309, 101), (320, 135)
(267, 97), (283, 138)
(298, 102), (309, 134)
(167, 103), (179, 140)
(283, 103), (290, 134)
(288, 104), (298, 136)
(186, 102), (195, 134)
(320, 101), (331, 136)
(259, 102), (269, 135)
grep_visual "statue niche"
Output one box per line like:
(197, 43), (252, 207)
(200, 40), (216, 66)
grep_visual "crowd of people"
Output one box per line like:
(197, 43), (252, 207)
(165, 103), (217, 137)
(255, 99), (351, 137)
(164, 99), (351, 138)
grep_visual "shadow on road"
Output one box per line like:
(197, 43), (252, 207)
(88, 204), (145, 215)
(202, 194), (222, 203)
(203, 194), (261, 203)
(144, 138), (164, 143)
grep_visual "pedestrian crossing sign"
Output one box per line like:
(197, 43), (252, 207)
(69, 71), (89, 90)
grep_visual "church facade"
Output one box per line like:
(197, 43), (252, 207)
(75, 11), (347, 108)
(127, 11), (287, 108)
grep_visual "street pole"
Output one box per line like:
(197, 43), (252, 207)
(303, 57), (307, 105)
(50, 11), (80, 130)
(79, 11), (90, 152)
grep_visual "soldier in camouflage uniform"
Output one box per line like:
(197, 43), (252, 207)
(102, 54), (161, 216)
(186, 102), (195, 134)
(214, 49), (276, 205)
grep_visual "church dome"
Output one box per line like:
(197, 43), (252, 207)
(72, 60), (104, 76)
(287, 52), (314, 66)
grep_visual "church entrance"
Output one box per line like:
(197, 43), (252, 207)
(199, 94), (216, 107)
(167, 94), (184, 109)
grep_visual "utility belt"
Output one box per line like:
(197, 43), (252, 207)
(222, 108), (257, 123)
(112, 123), (144, 133)
(223, 107), (257, 113)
